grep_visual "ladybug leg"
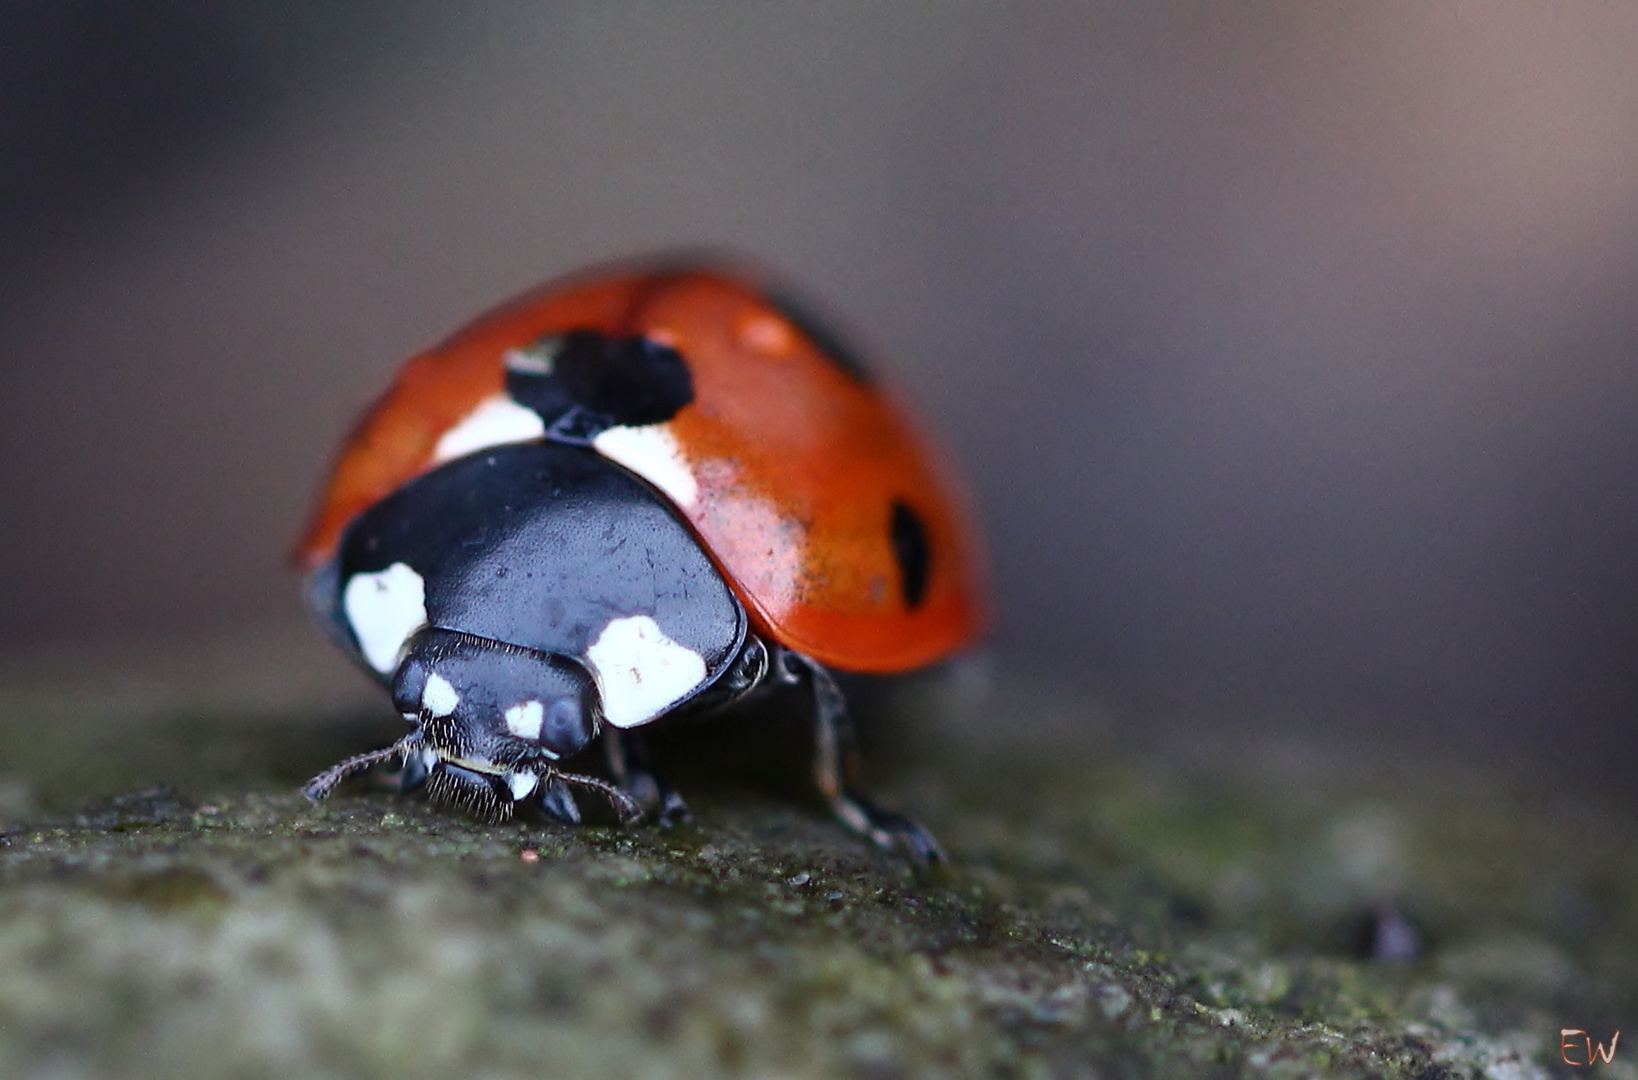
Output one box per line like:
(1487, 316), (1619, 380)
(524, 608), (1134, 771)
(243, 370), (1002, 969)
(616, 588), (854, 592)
(604, 729), (692, 827)
(782, 651), (945, 865)
(540, 768), (643, 825)
(536, 775), (582, 824)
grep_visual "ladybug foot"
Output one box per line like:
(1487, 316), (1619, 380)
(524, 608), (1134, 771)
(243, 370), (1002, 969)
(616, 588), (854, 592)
(536, 768), (643, 825)
(603, 730), (691, 827)
(653, 787), (693, 828)
(618, 768), (694, 827)
(794, 652), (944, 865)
(538, 776), (582, 824)
(830, 790), (945, 866)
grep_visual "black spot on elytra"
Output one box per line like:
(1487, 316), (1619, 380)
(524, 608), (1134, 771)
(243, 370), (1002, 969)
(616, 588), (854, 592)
(507, 330), (693, 430)
(890, 500), (931, 609)
(762, 287), (873, 384)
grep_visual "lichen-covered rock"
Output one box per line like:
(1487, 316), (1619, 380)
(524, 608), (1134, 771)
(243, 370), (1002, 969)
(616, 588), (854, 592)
(0, 636), (1633, 1078)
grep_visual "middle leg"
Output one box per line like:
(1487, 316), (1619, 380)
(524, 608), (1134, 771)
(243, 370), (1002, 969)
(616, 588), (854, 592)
(604, 728), (692, 826)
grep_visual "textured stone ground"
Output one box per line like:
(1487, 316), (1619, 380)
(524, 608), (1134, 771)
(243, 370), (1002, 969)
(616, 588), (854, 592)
(0, 633), (1633, 1079)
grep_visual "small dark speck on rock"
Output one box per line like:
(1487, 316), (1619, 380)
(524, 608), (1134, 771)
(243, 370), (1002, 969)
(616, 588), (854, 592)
(1354, 903), (1424, 964)
(73, 784), (196, 830)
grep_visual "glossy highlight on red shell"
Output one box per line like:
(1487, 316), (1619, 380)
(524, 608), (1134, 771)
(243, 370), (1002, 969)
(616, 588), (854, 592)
(295, 259), (988, 674)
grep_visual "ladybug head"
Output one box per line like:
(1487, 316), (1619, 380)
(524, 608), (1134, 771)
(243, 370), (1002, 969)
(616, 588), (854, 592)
(391, 629), (597, 757)
(386, 628), (601, 819)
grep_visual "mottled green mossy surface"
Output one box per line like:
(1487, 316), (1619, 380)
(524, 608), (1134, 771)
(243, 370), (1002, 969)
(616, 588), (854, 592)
(0, 638), (1633, 1079)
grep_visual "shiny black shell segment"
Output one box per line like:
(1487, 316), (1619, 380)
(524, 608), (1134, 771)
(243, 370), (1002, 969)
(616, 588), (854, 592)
(319, 441), (748, 702)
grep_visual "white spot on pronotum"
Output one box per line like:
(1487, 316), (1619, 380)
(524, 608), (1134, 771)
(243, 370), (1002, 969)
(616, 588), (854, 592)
(421, 673), (460, 717)
(592, 423), (699, 507)
(342, 562), (428, 674)
(504, 700), (544, 740)
(432, 394), (547, 463)
(585, 615), (708, 729)
(507, 772), (540, 801)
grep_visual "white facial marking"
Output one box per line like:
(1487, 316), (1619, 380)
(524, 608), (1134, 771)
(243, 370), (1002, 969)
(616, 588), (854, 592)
(585, 615), (707, 729)
(421, 673), (461, 717)
(592, 423), (699, 507)
(507, 772), (540, 801)
(503, 699), (544, 739)
(441, 753), (502, 775)
(432, 394), (547, 463)
(342, 562), (428, 674)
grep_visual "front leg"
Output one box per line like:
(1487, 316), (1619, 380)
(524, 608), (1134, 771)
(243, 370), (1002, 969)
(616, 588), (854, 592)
(781, 651), (945, 865)
(604, 728), (692, 826)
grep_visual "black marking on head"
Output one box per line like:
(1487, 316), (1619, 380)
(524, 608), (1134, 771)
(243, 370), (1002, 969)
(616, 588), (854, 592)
(890, 500), (931, 609)
(507, 331), (694, 432)
(539, 697), (592, 753)
(761, 287), (873, 384)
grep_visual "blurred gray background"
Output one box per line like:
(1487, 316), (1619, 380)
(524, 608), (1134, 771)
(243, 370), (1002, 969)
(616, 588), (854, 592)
(4, 2), (1637, 780)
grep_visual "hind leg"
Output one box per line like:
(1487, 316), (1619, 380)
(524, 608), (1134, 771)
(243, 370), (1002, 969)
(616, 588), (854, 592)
(780, 651), (944, 864)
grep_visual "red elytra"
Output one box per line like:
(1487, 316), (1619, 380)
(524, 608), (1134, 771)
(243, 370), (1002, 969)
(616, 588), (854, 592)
(295, 262), (987, 674)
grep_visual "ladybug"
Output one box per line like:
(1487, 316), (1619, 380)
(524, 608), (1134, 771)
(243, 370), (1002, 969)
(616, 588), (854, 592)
(294, 258), (986, 860)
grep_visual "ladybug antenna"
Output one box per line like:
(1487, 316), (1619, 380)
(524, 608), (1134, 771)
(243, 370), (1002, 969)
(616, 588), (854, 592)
(303, 737), (420, 802)
(548, 768), (644, 824)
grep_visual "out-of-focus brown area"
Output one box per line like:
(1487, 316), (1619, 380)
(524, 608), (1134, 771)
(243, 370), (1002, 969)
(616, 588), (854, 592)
(4, 3), (1637, 780)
